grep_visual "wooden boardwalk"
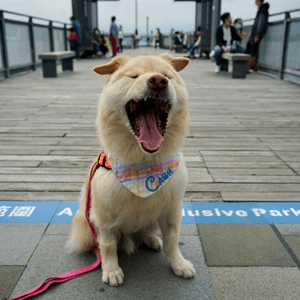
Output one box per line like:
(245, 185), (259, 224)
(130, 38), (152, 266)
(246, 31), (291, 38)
(0, 47), (299, 202)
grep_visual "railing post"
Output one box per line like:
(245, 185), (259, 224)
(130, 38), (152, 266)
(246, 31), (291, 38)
(49, 21), (54, 51)
(210, 0), (222, 52)
(64, 24), (68, 50)
(28, 17), (36, 70)
(279, 12), (290, 80)
(0, 10), (10, 78)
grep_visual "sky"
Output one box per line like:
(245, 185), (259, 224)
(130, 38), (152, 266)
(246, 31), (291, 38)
(1, 0), (300, 34)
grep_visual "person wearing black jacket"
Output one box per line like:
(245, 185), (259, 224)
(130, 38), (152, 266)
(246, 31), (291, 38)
(246, 0), (269, 72)
(173, 31), (187, 49)
(213, 13), (246, 73)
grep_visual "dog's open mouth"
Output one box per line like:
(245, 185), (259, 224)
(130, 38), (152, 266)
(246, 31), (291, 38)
(125, 98), (171, 153)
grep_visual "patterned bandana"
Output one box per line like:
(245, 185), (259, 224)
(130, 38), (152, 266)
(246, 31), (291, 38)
(108, 152), (180, 198)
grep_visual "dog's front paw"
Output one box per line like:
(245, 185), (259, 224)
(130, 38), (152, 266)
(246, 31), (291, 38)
(172, 259), (196, 279)
(102, 267), (124, 286)
(144, 236), (163, 251)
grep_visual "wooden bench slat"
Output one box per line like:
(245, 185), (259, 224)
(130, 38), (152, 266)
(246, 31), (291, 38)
(38, 51), (76, 60)
(222, 53), (251, 61)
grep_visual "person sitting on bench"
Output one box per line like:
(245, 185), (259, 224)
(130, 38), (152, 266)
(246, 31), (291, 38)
(233, 19), (246, 54)
(92, 28), (103, 57)
(211, 12), (246, 74)
(68, 28), (80, 60)
(173, 31), (187, 49)
(185, 27), (201, 58)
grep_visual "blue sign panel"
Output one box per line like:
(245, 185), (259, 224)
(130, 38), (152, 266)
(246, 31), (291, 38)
(182, 202), (195, 224)
(192, 202), (300, 225)
(51, 202), (80, 223)
(257, 202), (300, 224)
(1, 201), (300, 225)
(0, 201), (61, 223)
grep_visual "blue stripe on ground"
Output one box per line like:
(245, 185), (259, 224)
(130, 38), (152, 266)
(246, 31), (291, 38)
(0, 201), (300, 224)
(0, 201), (61, 223)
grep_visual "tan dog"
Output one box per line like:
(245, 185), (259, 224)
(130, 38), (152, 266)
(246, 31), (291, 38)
(67, 53), (195, 286)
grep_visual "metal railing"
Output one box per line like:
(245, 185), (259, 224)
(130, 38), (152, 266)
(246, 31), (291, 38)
(3, 8), (299, 84)
(242, 8), (300, 83)
(0, 10), (172, 79)
(123, 34), (170, 49)
(0, 10), (69, 79)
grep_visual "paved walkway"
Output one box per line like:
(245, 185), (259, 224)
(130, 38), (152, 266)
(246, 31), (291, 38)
(1, 48), (300, 300)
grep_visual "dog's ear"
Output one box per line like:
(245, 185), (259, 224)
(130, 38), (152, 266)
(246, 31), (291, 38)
(93, 56), (131, 75)
(159, 53), (189, 72)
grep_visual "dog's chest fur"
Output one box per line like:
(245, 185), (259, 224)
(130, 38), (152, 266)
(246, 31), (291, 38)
(90, 155), (187, 233)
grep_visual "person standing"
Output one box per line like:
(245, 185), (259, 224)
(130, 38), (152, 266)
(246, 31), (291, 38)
(246, 0), (269, 72)
(110, 16), (118, 57)
(155, 28), (161, 50)
(134, 30), (141, 48)
(150, 30), (154, 47)
(70, 16), (82, 59)
(118, 25), (124, 53)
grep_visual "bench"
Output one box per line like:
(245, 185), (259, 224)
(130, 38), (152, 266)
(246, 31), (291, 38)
(38, 51), (76, 78)
(173, 45), (184, 53)
(221, 53), (251, 79)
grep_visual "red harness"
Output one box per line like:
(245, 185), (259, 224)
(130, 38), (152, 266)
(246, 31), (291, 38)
(1, 155), (107, 300)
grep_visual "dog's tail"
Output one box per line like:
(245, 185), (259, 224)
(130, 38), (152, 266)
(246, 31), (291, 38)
(66, 208), (97, 254)
(66, 181), (96, 254)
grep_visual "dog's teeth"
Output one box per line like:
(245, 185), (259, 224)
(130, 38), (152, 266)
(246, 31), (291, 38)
(144, 97), (147, 101)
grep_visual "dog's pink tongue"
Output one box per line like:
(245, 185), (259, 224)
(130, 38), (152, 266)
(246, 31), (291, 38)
(137, 108), (164, 151)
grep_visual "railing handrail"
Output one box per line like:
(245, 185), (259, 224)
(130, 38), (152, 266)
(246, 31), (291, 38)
(243, 7), (300, 23)
(0, 9), (68, 25)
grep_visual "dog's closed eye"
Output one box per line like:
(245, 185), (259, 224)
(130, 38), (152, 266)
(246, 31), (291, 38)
(130, 75), (139, 79)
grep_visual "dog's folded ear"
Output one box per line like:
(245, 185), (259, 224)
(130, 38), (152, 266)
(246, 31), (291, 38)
(93, 56), (131, 75)
(159, 53), (189, 72)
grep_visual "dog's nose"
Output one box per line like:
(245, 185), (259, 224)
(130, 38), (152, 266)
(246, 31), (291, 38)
(148, 75), (169, 92)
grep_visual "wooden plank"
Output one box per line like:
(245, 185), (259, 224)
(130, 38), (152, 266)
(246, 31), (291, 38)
(0, 47), (299, 202)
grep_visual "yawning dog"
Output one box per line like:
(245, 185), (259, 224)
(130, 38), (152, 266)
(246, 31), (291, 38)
(67, 53), (195, 286)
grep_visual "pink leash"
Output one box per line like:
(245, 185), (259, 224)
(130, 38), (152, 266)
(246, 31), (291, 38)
(2, 162), (101, 300)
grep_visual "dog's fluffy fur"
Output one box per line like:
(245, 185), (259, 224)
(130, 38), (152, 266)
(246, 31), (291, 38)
(67, 53), (195, 286)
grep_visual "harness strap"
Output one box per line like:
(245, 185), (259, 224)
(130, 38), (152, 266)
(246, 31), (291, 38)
(96, 150), (112, 170)
(2, 160), (102, 300)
